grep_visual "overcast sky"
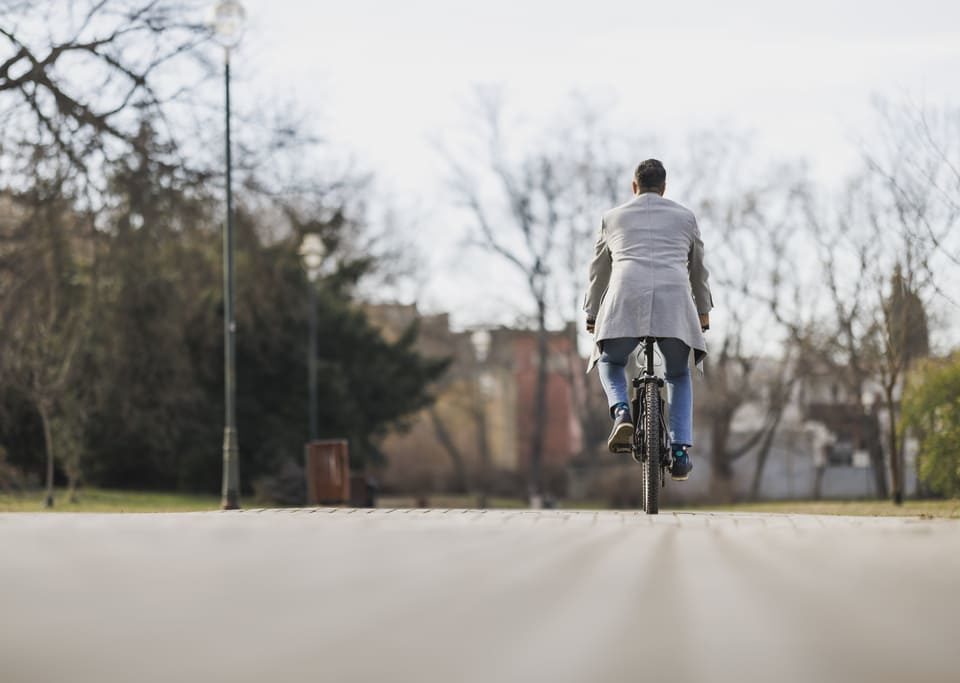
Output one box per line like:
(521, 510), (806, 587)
(235, 0), (960, 333)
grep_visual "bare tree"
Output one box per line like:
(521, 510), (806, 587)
(864, 98), (960, 269)
(681, 137), (810, 501)
(444, 91), (571, 504)
(426, 405), (471, 493)
(799, 176), (890, 496)
(1, 0), (211, 191)
(798, 95), (955, 505)
(0, 180), (90, 506)
(0, 2), (210, 504)
(854, 100), (955, 503)
(551, 101), (630, 459)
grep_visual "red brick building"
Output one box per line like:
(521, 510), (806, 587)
(365, 304), (587, 493)
(497, 328), (585, 472)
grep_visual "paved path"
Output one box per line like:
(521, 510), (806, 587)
(2, 509), (958, 683)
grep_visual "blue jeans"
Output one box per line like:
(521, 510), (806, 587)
(598, 337), (694, 447)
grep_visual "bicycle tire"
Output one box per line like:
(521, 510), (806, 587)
(642, 383), (660, 514)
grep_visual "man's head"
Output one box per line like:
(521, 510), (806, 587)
(633, 158), (666, 196)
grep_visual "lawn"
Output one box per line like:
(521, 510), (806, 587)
(2, 489), (959, 518)
(696, 499), (960, 519)
(378, 495), (960, 518)
(0, 488), (223, 513)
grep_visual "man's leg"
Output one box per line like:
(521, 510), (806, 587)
(598, 337), (640, 412)
(598, 337), (640, 452)
(658, 338), (694, 480)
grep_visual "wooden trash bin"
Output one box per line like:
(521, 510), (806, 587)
(305, 439), (350, 505)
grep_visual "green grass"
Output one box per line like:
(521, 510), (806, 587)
(379, 495), (960, 518)
(0, 488), (222, 513)
(690, 499), (960, 519)
(2, 489), (958, 518)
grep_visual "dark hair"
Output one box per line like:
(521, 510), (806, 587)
(634, 159), (666, 189)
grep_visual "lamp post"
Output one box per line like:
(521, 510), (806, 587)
(299, 235), (326, 441)
(470, 330), (493, 509)
(212, 0), (246, 510)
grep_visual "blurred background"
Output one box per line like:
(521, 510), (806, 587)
(1, 0), (958, 511)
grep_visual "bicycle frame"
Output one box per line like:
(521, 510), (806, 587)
(631, 339), (671, 469)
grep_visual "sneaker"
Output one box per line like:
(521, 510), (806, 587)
(670, 445), (693, 481)
(607, 403), (633, 453)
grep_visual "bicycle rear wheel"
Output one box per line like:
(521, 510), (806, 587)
(642, 383), (660, 514)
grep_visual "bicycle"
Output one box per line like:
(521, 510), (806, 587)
(627, 337), (672, 514)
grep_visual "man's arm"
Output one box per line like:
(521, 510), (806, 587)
(688, 215), (713, 330)
(583, 217), (612, 332)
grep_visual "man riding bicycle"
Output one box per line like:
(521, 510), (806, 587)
(583, 159), (713, 481)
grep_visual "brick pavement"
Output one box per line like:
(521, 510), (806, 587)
(1, 509), (957, 683)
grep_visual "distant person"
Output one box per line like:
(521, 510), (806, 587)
(583, 159), (713, 481)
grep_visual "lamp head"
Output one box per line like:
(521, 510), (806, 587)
(299, 234), (326, 281)
(471, 329), (492, 363)
(211, 0), (246, 51)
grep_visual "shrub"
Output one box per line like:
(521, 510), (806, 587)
(252, 459), (307, 506)
(901, 354), (960, 497)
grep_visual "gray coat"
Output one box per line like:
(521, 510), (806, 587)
(583, 192), (714, 372)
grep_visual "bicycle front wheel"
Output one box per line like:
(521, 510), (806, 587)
(642, 384), (660, 515)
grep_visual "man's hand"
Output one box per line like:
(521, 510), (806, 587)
(699, 313), (710, 332)
(586, 316), (596, 334)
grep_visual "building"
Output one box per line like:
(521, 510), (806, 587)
(364, 303), (585, 496)
(366, 304), (921, 503)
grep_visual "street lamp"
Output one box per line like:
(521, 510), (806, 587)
(299, 234), (326, 441)
(469, 329), (493, 509)
(212, 0), (246, 510)
(470, 329), (492, 364)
